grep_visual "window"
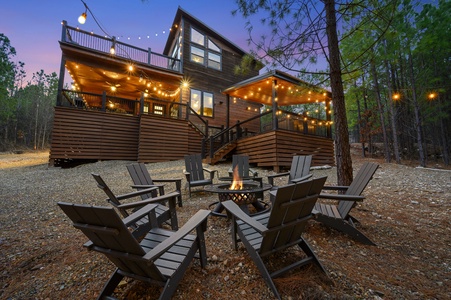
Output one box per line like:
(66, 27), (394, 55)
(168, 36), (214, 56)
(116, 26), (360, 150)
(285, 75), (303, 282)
(190, 46), (205, 64)
(208, 52), (221, 70)
(190, 89), (214, 117)
(190, 27), (222, 70)
(191, 28), (204, 46)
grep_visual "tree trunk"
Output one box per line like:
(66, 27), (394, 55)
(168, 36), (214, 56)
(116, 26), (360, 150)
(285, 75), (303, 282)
(370, 57), (391, 163)
(384, 57), (401, 163)
(408, 51), (426, 167)
(325, 0), (353, 185)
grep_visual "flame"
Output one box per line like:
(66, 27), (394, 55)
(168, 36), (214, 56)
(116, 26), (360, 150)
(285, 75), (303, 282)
(230, 165), (243, 190)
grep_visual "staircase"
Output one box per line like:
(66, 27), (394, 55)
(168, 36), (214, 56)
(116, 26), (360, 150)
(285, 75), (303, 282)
(204, 141), (237, 164)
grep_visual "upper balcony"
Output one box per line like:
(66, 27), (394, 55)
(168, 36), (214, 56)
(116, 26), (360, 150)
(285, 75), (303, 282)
(60, 20), (182, 73)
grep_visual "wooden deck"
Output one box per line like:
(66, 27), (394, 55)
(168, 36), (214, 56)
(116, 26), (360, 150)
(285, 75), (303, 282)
(235, 130), (334, 171)
(50, 107), (334, 169)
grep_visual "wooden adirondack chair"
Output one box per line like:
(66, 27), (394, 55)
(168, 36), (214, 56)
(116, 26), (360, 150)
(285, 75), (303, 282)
(227, 155), (258, 178)
(127, 162), (183, 207)
(92, 173), (179, 238)
(222, 177), (328, 300)
(267, 155), (313, 186)
(58, 202), (210, 300)
(312, 162), (379, 245)
(183, 153), (218, 197)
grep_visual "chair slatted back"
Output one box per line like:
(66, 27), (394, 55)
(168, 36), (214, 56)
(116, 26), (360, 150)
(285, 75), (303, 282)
(184, 154), (205, 181)
(337, 162), (379, 218)
(58, 202), (165, 281)
(232, 155), (251, 178)
(289, 155), (312, 183)
(92, 173), (122, 207)
(127, 163), (158, 199)
(260, 177), (327, 254)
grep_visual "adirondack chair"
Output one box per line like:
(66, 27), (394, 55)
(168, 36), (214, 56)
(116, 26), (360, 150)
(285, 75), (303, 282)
(222, 177), (328, 300)
(58, 202), (210, 300)
(127, 162), (183, 207)
(183, 153), (218, 197)
(91, 173), (179, 238)
(227, 155), (258, 178)
(267, 155), (313, 186)
(312, 162), (379, 245)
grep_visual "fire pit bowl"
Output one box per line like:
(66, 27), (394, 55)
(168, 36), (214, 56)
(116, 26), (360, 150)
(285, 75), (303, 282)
(207, 182), (260, 205)
(205, 181), (272, 217)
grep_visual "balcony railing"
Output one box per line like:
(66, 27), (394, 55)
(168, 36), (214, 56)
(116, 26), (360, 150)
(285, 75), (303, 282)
(61, 21), (181, 73)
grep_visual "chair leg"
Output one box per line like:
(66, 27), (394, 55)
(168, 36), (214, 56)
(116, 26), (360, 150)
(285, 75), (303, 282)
(298, 238), (328, 275)
(316, 215), (375, 245)
(238, 231), (281, 299)
(97, 269), (124, 300)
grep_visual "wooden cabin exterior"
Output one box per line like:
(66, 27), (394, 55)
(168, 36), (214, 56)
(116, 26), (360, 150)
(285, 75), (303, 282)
(50, 7), (334, 170)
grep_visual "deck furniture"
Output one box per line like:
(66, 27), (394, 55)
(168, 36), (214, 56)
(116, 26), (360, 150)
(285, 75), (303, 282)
(92, 173), (179, 238)
(127, 162), (183, 207)
(312, 162), (379, 245)
(222, 177), (328, 299)
(267, 155), (313, 186)
(227, 155), (258, 178)
(183, 153), (218, 197)
(58, 202), (210, 300)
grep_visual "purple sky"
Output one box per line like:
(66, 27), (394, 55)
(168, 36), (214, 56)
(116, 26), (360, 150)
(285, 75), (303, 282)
(1, 0), (256, 83)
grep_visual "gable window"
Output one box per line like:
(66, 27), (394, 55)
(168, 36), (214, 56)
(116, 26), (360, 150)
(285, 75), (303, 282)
(190, 89), (214, 117)
(190, 27), (222, 70)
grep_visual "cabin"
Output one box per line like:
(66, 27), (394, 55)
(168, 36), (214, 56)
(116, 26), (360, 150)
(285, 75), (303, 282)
(50, 6), (334, 171)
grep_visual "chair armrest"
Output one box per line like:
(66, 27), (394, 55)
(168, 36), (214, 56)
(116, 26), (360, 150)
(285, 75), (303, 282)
(319, 193), (365, 201)
(322, 185), (349, 191)
(131, 184), (163, 189)
(117, 191), (180, 210)
(267, 172), (289, 185)
(204, 168), (218, 180)
(143, 209), (211, 260)
(152, 178), (182, 184)
(249, 168), (258, 177)
(115, 186), (160, 200)
(290, 174), (313, 183)
(222, 200), (268, 234)
(122, 204), (158, 226)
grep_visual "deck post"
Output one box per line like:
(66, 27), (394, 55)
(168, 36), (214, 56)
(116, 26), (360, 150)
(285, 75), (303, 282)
(272, 79), (278, 130)
(102, 91), (106, 111)
(140, 93), (144, 115)
(147, 48), (152, 64)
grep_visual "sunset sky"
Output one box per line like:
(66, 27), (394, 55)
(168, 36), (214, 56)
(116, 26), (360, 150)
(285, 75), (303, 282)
(1, 0), (257, 83)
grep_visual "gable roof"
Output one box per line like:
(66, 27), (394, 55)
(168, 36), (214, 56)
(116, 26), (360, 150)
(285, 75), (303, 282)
(163, 6), (249, 56)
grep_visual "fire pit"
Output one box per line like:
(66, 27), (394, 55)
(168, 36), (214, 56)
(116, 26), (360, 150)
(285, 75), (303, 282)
(205, 180), (272, 217)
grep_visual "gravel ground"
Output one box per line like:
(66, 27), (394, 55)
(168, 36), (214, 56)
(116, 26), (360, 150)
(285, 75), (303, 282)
(0, 149), (450, 299)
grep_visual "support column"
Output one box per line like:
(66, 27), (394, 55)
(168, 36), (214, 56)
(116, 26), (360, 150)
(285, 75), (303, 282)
(272, 79), (278, 130)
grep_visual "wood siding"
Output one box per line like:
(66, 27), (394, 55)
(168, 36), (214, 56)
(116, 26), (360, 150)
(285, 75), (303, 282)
(180, 22), (261, 132)
(50, 107), (203, 165)
(137, 114), (202, 162)
(50, 107), (139, 161)
(235, 130), (335, 171)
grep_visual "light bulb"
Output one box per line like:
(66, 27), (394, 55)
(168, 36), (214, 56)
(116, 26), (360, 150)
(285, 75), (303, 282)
(78, 12), (87, 24)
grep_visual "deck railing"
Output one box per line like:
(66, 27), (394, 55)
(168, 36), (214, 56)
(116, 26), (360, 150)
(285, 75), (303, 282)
(205, 109), (332, 159)
(61, 21), (181, 72)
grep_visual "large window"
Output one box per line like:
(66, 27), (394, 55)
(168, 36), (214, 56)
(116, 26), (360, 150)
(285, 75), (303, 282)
(190, 89), (214, 117)
(190, 27), (222, 70)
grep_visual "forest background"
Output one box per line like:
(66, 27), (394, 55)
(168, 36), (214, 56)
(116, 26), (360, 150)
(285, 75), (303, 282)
(0, 0), (449, 168)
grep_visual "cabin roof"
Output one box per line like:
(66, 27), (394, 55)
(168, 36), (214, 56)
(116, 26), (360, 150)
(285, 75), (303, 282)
(163, 6), (249, 56)
(222, 70), (332, 106)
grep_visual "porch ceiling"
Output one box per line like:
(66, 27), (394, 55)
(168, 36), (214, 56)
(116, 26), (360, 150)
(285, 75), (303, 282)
(61, 42), (183, 101)
(222, 70), (332, 106)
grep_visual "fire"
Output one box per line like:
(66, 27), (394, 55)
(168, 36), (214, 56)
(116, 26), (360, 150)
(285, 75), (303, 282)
(230, 165), (243, 190)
